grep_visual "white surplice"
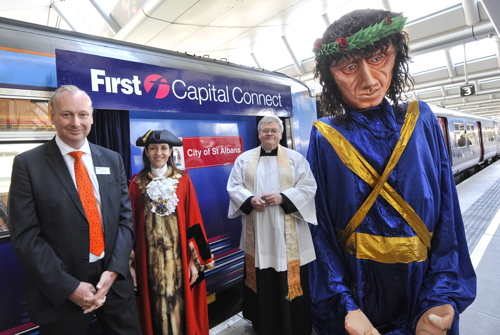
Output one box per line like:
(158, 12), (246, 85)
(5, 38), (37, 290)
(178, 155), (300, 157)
(227, 147), (317, 272)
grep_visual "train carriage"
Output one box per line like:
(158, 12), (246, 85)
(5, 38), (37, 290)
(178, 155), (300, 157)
(430, 105), (499, 177)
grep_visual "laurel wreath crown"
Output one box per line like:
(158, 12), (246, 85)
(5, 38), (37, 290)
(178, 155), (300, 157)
(313, 16), (407, 57)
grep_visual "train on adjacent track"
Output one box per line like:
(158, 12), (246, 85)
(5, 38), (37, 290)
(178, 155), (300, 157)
(431, 105), (500, 182)
(0, 15), (498, 334)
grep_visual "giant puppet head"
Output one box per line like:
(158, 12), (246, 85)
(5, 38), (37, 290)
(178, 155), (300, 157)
(313, 9), (413, 121)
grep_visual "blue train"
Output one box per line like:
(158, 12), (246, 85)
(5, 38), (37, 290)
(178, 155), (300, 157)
(0, 16), (498, 334)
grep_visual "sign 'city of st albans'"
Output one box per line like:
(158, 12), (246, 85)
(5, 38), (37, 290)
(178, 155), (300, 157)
(176, 136), (244, 169)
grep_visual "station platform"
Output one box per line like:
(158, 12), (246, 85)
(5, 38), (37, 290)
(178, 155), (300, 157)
(210, 160), (500, 335)
(457, 160), (500, 334)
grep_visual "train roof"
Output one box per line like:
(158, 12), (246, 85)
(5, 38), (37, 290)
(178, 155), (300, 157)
(428, 104), (498, 123)
(0, 16), (312, 96)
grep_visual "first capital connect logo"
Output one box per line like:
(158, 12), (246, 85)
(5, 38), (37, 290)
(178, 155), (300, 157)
(90, 69), (170, 99)
(90, 68), (284, 107)
(144, 74), (171, 99)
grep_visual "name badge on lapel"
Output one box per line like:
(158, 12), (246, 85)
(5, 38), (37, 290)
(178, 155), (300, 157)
(95, 167), (110, 175)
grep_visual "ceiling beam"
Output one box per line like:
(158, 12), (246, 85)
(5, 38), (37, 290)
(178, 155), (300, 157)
(251, 53), (261, 69)
(462, 0), (480, 26)
(412, 67), (500, 91)
(466, 108), (500, 115)
(423, 87), (500, 103)
(114, 0), (166, 40)
(381, 0), (391, 11)
(322, 13), (330, 27)
(463, 104), (500, 115)
(445, 49), (457, 77)
(495, 38), (500, 68)
(51, 2), (83, 33)
(89, 0), (121, 34)
(281, 35), (305, 75)
(482, 0), (500, 37)
(445, 98), (500, 109)
(410, 20), (495, 56)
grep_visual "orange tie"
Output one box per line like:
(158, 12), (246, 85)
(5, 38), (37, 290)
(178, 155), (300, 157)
(69, 151), (105, 256)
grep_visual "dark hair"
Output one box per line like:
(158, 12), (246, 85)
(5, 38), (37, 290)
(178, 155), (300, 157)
(314, 9), (413, 124)
(138, 143), (185, 179)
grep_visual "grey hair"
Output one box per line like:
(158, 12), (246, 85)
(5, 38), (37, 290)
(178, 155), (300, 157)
(258, 115), (283, 132)
(50, 85), (93, 111)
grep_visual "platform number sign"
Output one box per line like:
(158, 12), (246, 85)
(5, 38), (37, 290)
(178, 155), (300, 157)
(460, 84), (475, 97)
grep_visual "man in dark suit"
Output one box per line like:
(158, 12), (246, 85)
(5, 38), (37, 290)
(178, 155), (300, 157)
(8, 85), (141, 334)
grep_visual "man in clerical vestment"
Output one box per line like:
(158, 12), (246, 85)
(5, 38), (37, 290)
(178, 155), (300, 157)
(227, 115), (317, 335)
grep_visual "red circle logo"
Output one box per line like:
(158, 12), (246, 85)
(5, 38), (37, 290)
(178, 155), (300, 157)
(144, 74), (170, 99)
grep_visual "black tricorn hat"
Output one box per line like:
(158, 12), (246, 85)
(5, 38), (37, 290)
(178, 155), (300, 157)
(136, 129), (183, 147)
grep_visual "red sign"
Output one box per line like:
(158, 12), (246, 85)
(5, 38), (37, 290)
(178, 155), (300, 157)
(181, 136), (243, 169)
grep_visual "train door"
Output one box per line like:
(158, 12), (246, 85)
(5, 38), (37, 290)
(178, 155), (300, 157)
(437, 117), (450, 154)
(477, 121), (484, 162)
(496, 122), (500, 157)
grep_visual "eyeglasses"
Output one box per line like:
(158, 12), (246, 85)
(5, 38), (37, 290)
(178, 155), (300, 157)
(259, 129), (281, 134)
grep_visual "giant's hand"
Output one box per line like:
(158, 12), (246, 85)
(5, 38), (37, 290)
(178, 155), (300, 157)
(345, 309), (380, 335)
(416, 304), (454, 335)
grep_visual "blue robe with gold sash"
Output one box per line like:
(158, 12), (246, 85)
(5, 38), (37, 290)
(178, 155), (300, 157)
(307, 99), (476, 334)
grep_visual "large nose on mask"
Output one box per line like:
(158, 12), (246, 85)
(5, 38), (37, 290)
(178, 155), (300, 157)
(358, 60), (377, 90)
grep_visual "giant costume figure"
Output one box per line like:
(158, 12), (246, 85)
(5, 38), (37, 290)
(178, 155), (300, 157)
(227, 115), (317, 335)
(129, 129), (215, 335)
(308, 9), (476, 335)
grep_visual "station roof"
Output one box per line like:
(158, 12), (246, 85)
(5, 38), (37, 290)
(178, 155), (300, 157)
(2, 0), (500, 119)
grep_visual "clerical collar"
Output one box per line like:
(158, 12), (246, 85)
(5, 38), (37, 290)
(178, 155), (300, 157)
(260, 147), (278, 156)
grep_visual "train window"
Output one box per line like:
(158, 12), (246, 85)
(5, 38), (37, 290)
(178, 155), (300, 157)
(484, 125), (495, 142)
(455, 123), (467, 148)
(0, 143), (44, 234)
(466, 124), (476, 145)
(0, 99), (53, 132)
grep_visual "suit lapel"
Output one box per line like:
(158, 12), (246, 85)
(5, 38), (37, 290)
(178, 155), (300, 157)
(45, 139), (87, 218)
(90, 144), (109, 229)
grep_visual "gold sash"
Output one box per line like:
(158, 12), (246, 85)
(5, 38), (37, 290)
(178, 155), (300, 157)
(244, 145), (302, 300)
(314, 101), (432, 264)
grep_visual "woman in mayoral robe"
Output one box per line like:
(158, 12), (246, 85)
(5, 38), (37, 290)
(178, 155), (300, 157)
(129, 129), (215, 335)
